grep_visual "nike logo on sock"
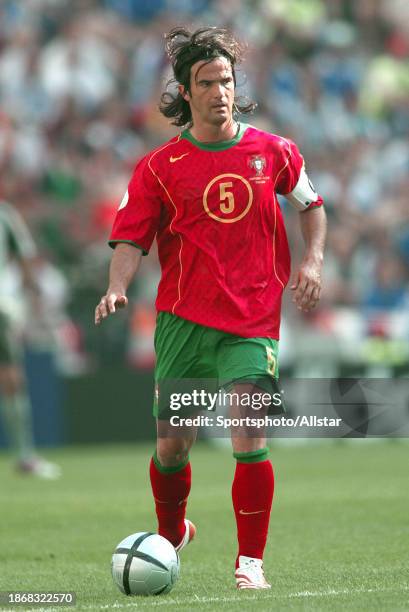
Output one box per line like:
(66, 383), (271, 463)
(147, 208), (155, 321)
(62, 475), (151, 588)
(239, 509), (266, 515)
(154, 497), (187, 505)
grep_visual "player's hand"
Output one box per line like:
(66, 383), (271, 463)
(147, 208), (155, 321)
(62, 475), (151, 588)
(290, 258), (322, 312)
(95, 292), (128, 325)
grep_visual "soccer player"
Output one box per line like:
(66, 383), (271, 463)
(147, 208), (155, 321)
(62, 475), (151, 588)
(0, 201), (61, 479)
(95, 27), (326, 589)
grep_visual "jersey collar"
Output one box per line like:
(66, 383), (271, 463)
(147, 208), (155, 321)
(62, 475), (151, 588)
(181, 122), (247, 151)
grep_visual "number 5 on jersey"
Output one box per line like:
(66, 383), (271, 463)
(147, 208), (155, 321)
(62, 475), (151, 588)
(219, 182), (235, 214)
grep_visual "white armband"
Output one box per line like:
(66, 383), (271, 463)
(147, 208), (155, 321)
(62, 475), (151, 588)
(118, 189), (129, 211)
(285, 166), (318, 211)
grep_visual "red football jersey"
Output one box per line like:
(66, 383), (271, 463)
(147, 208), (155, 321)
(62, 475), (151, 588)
(109, 123), (323, 338)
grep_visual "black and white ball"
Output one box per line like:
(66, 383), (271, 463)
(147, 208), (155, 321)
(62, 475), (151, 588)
(111, 532), (180, 596)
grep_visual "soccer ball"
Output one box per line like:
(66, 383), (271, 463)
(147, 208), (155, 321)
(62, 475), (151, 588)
(111, 532), (180, 596)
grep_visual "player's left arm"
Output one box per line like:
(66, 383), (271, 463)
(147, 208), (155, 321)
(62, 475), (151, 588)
(291, 205), (327, 312)
(275, 140), (327, 312)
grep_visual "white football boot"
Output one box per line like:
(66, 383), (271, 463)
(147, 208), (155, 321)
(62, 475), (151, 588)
(235, 555), (271, 589)
(16, 457), (61, 480)
(175, 519), (196, 552)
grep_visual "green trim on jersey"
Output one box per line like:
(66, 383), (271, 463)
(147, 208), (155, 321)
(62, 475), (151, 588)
(108, 239), (147, 255)
(233, 447), (269, 463)
(181, 122), (247, 151)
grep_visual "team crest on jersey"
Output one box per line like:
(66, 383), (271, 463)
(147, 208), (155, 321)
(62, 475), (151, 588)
(248, 155), (266, 175)
(248, 155), (268, 183)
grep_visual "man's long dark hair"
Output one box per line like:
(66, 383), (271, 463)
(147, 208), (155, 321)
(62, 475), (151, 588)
(159, 26), (257, 127)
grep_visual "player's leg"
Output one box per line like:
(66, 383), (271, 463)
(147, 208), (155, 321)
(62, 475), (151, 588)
(0, 315), (60, 479)
(230, 383), (274, 588)
(0, 314), (36, 463)
(150, 420), (197, 548)
(0, 363), (36, 464)
(149, 312), (216, 549)
(218, 336), (280, 588)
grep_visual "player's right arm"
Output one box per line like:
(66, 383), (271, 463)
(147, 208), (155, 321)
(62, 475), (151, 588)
(95, 152), (163, 326)
(95, 243), (142, 325)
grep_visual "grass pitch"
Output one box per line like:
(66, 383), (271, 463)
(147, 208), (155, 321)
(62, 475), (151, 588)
(0, 441), (408, 611)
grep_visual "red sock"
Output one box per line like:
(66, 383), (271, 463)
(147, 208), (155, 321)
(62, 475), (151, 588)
(149, 454), (191, 547)
(232, 453), (274, 566)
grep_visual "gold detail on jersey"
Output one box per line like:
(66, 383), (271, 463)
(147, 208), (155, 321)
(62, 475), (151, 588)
(266, 346), (276, 376)
(147, 135), (184, 314)
(219, 182), (234, 213)
(170, 153), (190, 163)
(203, 173), (253, 223)
(270, 137), (292, 292)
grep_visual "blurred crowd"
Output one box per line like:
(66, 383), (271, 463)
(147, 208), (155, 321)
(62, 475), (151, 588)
(0, 0), (408, 371)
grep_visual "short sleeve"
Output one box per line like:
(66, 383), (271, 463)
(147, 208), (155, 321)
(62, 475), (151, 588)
(275, 139), (304, 195)
(109, 155), (162, 255)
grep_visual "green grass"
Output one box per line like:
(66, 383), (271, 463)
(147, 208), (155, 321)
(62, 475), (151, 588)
(1, 441), (408, 611)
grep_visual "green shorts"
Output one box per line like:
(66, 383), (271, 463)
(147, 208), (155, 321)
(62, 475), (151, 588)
(153, 312), (282, 418)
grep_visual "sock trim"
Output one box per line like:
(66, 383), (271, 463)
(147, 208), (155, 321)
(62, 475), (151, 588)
(233, 447), (269, 463)
(153, 450), (189, 474)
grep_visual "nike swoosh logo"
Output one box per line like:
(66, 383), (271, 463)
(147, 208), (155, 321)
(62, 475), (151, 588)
(170, 153), (189, 163)
(154, 497), (187, 505)
(239, 509), (266, 515)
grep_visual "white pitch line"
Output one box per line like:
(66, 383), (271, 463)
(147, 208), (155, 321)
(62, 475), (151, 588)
(288, 586), (409, 598)
(19, 585), (409, 612)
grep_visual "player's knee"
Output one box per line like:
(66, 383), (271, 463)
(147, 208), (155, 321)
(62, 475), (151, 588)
(231, 437), (266, 455)
(156, 439), (191, 467)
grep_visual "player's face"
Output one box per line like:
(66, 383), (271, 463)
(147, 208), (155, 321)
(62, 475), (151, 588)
(181, 57), (235, 127)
